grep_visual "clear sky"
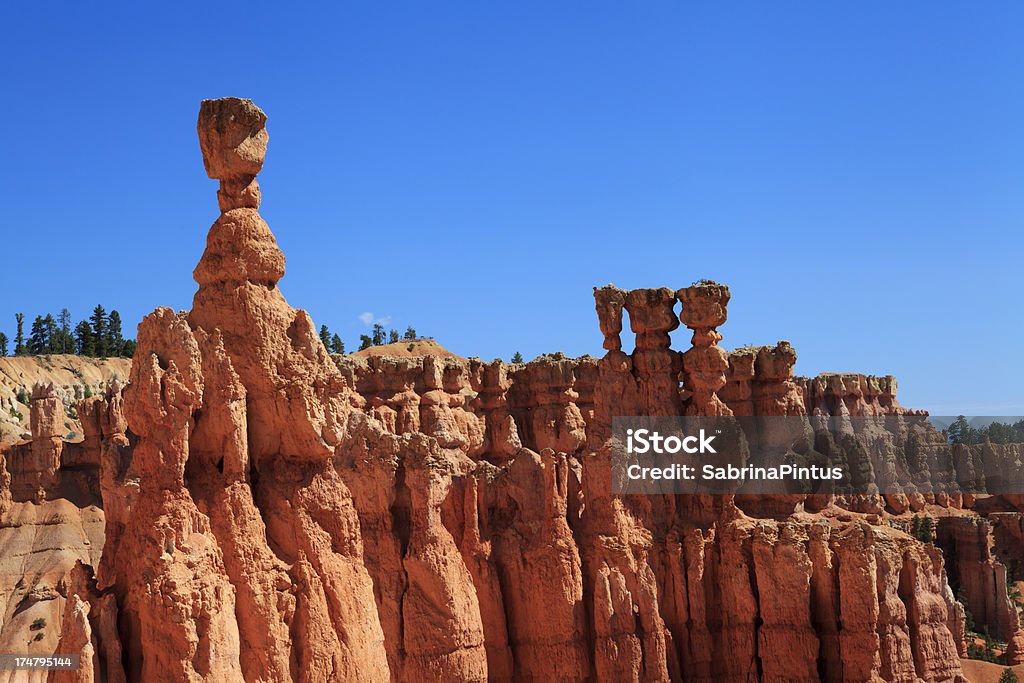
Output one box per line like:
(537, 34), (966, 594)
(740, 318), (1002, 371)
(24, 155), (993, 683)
(1, 3), (1021, 414)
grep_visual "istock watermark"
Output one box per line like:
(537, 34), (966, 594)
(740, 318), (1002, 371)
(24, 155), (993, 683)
(625, 428), (718, 454)
(611, 415), (1024, 496)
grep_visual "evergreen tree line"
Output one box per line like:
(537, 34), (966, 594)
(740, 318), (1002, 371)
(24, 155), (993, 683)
(358, 324), (417, 351)
(947, 416), (1024, 446)
(0, 305), (136, 358)
(317, 323), (420, 354)
(318, 325), (346, 354)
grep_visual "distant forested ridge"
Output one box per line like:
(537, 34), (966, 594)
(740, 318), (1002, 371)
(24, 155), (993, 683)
(947, 416), (1024, 445)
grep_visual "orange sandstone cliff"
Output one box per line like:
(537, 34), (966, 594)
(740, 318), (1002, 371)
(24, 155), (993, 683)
(1, 98), (1022, 681)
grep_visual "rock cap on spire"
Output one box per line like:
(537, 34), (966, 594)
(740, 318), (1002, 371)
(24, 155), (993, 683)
(198, 98), (269, 212)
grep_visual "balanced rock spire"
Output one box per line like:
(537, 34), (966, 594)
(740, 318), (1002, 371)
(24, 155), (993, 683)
(197, 97), (268, 212)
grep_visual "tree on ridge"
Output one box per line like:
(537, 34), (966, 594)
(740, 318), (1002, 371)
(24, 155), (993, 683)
(90, 305), (108, 357)
(14, 313), (26, 356)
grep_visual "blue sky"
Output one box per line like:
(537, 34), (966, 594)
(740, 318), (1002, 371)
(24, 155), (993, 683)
(1, 3), (1021, 413)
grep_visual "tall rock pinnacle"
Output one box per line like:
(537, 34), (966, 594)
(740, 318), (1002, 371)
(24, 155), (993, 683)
(193, 98), (284, 290)
(105, 98), (390, 681)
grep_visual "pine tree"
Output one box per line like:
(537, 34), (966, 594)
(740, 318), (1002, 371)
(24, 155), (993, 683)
(57, 308), (73, 354)
(14, 313), (26, 356)
(319, 324), (331, 348)
(919, 516), (933, 544)
(911, 515), (934, 544)
(403, 326), (417, 341)
(107, 310), (125, 356)
(90, 305), (108, 357)
(29, 315), (47, 354)
(371, 323), (385, 346)
(75, 320), (95, 357)
(330, 334), (345, 354)
(388, 329), (399, 344)
(999, 667), (1019, 683)
(948, 415), (971, 445)
(121, 339), (137, 357)
(42, 314), (57, 354)
(0, 332), (7, 356)
(359, 335), (373, 351)
(511, 351), (524, 363)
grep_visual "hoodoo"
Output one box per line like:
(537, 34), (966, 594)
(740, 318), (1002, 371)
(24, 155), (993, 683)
(30, 98), (1024, 682)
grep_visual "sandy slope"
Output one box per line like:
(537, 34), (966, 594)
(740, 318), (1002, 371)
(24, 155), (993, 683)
(0, 355), (131, 444)
(350, 338), (464, 359)
(961, 658), (1024, 682)
(0, 499), (104, 674)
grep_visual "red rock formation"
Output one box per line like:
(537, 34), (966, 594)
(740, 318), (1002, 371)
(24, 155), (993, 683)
(722, 343), (804, 419)
(625, 288), (683, 416)
(752, 341), (804, 418)
(0, 452), (9, 515)
(0, 355), (131, 445)
(87, 98), (391, 682)
(0, 381), (109, 674)
(338, 354), (486, 453)
(116, 309), (244, 682)
(474, 360), (522, 461)
(721, 346), (757, 416)
(797, 372), (923, 418)
(937, 516), (1024, 663)
(592, 285), (639, 442)
(399, 440), (488, 681)
(751, 521), (820, 681)
(77, 384), (127, 466)
(28, 98), (993, 683)
(492, 449), (589, 680)
(49, 595), (95, 683)
(677, 283), (732, 417)
(28, 382), (64, 500)
(506, 354), (589, 455)
(49, 561), (127, 683)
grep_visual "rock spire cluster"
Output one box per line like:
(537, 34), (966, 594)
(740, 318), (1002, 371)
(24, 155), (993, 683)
(20, 98), (1015, 682)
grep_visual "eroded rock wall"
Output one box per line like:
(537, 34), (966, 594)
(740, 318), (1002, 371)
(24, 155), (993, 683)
(20, 98), (1022, 682)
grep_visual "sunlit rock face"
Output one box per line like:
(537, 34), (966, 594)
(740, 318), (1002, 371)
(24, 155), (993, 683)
(22, 98), (1024, 683)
